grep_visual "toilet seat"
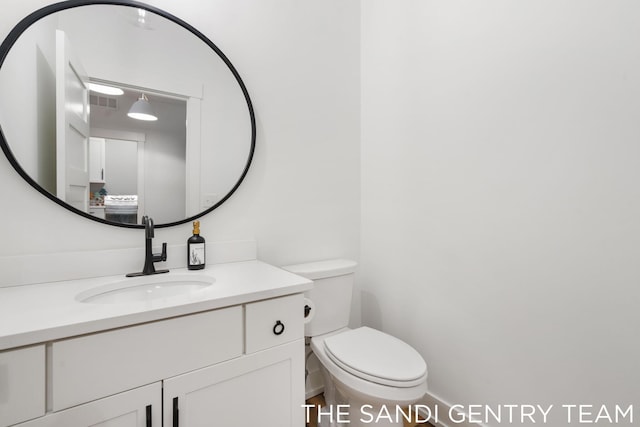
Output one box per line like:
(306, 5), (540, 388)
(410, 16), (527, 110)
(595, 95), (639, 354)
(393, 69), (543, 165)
(323, 327), (427, 388)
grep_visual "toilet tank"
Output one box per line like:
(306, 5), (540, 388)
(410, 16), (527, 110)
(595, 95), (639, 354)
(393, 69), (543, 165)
(282, 259), (357, 337)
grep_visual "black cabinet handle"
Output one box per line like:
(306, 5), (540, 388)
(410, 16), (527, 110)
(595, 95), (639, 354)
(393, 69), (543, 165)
(304, 304), (312, 318)
(146, 405), (152, 427)
(273, 320), (285, 335)
(173, 397), (179, 427)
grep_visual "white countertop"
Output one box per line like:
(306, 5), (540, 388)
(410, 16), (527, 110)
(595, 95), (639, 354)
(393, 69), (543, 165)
(0, 260), (313, 351)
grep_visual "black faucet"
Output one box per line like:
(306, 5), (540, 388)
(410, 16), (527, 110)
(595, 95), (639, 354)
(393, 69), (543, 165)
(126, 216), (169, 277)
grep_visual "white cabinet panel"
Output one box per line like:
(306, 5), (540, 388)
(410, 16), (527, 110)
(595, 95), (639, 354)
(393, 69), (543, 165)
(245, 293), (304, 354)
(89, 137), (105, 183)
(164, 339), (305, 427)
(0, 345), (45, 427)
(52, 307), (242, 411)
(16, 382), (161, 427)
(88, 205), (105, 219)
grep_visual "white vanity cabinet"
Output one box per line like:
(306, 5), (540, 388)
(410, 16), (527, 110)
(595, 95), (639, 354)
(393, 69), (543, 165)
(0, 346), (45, 427)
(7, 293), (304, 427)
(165, 295), (305, 427)
(16, 383), (162, 427)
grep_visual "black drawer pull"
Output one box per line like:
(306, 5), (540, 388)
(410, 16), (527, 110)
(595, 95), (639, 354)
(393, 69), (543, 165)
(146, 405), (152, 427)
(173, 397), (179, 427)
(273, 320), (285, 335)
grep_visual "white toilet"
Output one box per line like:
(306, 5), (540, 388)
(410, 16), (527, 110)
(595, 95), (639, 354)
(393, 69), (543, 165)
(282, 259), (428, 427)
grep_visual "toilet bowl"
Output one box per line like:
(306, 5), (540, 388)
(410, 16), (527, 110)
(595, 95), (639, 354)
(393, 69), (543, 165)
(282, 260), (428, 427)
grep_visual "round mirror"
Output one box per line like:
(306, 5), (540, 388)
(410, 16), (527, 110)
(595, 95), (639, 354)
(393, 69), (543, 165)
(0, 0), (255, 228)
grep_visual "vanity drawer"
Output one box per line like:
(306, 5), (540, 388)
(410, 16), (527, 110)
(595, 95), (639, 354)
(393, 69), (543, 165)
(245, 293), (304, 354)
(0, 345), (45, 427)
(51, 306), (243, 411)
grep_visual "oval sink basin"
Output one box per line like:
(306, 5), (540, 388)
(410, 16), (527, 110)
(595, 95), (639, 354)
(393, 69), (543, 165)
(76, 274), (214, 304)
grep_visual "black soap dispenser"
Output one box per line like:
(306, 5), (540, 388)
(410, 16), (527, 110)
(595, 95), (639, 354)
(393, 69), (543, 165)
(187, 220), (206, 270)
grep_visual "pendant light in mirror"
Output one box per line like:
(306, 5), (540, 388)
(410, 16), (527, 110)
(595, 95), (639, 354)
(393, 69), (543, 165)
(128, 93), (158, 121)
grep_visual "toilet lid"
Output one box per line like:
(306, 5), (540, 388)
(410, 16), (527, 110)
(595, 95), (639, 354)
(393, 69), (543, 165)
(323, 327), (427, 387)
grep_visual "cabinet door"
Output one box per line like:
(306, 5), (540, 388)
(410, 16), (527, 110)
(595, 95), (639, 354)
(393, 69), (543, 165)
(16, 382), (161, 427)
(89, 137), (105, 183)
(164, 339), (304, 427)
(0, 345), (45, 427)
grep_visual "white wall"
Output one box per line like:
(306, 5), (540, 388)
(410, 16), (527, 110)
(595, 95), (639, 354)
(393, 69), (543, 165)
(143, 130), (186, 223)
(104, 139), (138, 196)
(361, 1), (640, 424)
(0, 0), (360, 283)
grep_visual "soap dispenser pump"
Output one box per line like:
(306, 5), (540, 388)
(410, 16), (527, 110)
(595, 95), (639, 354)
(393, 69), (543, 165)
(187, 220), (206, 270)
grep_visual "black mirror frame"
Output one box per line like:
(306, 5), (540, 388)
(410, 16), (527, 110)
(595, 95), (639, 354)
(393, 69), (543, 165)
(0, 0), (256, 229)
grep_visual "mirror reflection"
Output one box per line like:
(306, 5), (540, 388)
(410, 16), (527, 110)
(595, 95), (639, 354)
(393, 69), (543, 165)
(0, 3), (254, 226)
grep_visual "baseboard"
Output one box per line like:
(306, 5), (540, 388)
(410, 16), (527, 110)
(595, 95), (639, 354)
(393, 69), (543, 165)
(418, 392), (484, 427)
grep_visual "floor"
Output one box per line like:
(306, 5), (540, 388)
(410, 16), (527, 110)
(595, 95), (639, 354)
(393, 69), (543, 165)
(305, 394), (435, 427)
